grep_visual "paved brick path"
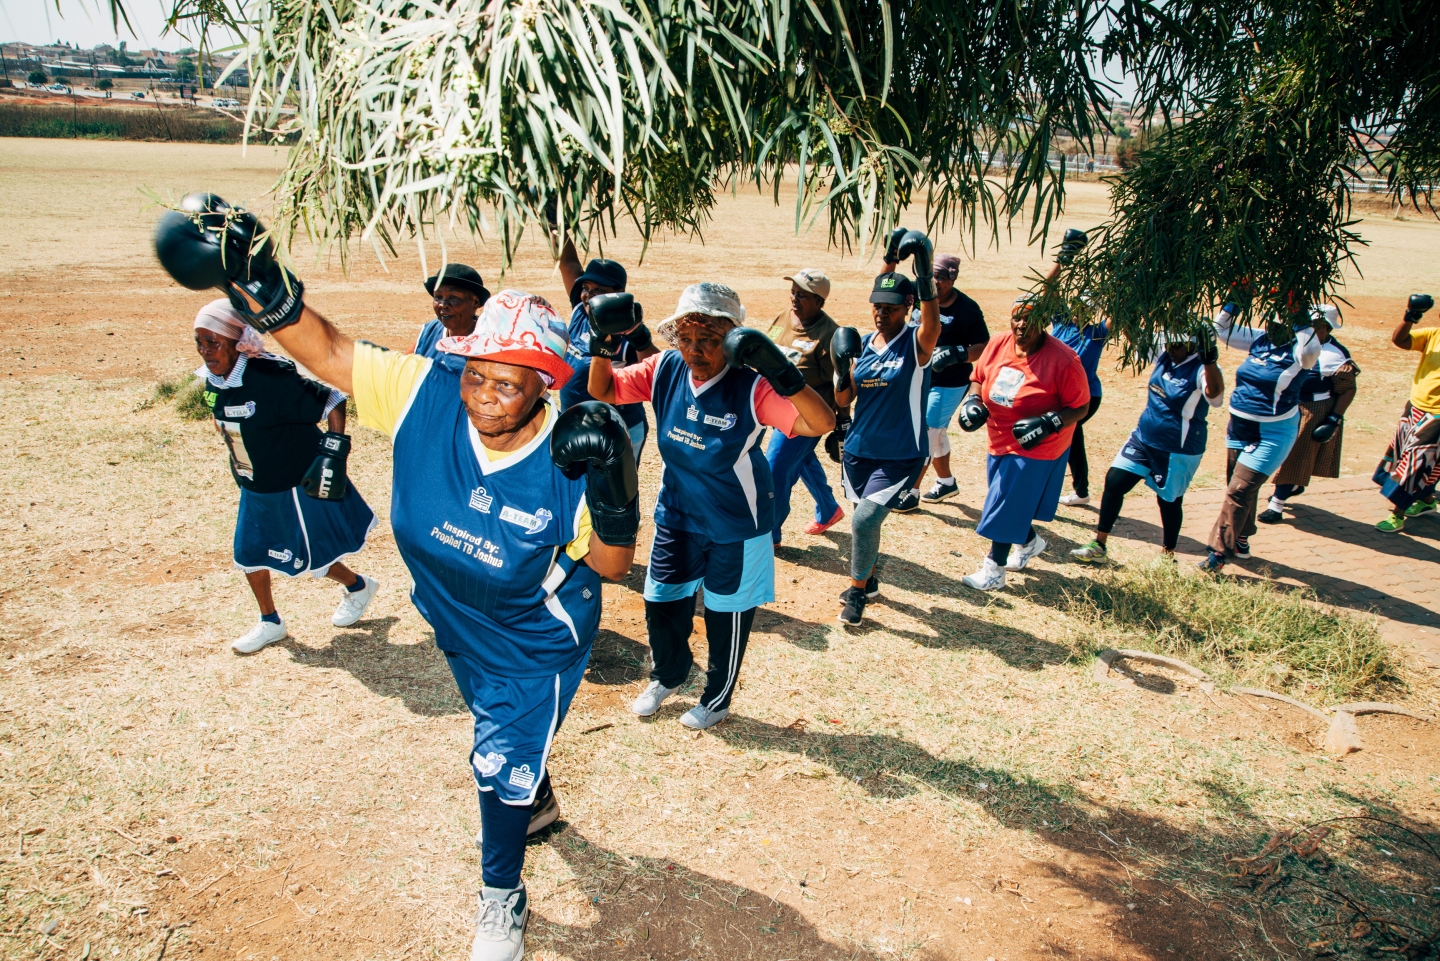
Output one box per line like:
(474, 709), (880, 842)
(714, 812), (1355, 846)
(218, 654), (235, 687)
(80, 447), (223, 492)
(1104, 475), (1440, 670)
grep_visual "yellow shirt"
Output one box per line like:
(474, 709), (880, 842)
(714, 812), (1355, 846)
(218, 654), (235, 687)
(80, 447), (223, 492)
(350, 343), (593, 560)
(1408, 327), (1440, 415)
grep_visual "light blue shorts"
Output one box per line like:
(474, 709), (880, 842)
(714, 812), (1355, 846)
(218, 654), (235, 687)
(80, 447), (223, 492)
(925, 385), (969, 430)
(644, 526), (776, 612)
(1226, 414), (1299, 477)
(1113, 451), (1203, 502)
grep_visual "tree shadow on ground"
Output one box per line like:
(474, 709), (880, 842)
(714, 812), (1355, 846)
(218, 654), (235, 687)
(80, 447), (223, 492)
(752, 606), (832, 651)
(531, 828), (879, 960)
(279, 616), (466, 716)
(586, 628), (651, 685)
(703, 713), (1439, 959)
(849, 592), (1072, 669)
(1285, 502), (1440, 563)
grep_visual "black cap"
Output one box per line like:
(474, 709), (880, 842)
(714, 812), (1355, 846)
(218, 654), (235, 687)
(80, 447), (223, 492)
(425, 264), (491, 304)
(577, 258), (627, 292)
(868, 272), (915, 305)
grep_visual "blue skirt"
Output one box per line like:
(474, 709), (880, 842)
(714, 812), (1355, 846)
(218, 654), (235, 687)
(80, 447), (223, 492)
(976, 451), (1069, 544)
(233, 485), (376, 577)
(1226, 414), (1299, 477)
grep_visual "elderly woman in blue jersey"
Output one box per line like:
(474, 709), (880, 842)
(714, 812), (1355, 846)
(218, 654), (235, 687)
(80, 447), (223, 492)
(554, 236), (659, 459)
(154, 197), (642, 961)
(1198, 304), (1320, 571)
(414, 263), (490, 364)
(1070, 325), (1225, 563)
(588, 283), (835, 729)
(1050, 295), (1110, 507)
(829, 230), (942, 626)
(193, 300), (379, 654)
(1258, 306), (1359, 523)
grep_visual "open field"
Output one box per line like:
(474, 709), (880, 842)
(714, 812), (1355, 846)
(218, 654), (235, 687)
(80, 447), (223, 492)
(1, 138), (1438, 961)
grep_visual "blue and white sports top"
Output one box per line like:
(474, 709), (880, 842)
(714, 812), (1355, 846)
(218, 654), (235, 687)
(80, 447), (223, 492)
(651, 351), (774, 542)
(1297, 338), (1354, 403)
(1050, 318), (1109, 398)
(413, 319), (467, 372)
(1135, 352), (1221, 455)
(389, 363), (600, 678)
(846, 323), (930, 461)
(1215, 311), (1320, 422)
(561, 303), (648, 429)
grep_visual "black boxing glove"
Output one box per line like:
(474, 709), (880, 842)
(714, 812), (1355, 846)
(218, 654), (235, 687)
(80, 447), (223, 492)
(1055, 228), (1088, 266)
(899, 230), (936, 302)
(1195, 323), (1220, 365)
(551, 401), (640, 546)
(830, 326), (862, 393)
(1405, 294), (1435, 323)
(957, 392), (988, 432)
(1012, 411), (1064, 450)
(1311, 412), (1342, 443)
(154, 192), (305, 333)
(824, 411), (850, 463)
(300, 431), (351, 501)
(931, 344), (962, 373)
(586, 291), (641, 359)
(882, 228), (906, 265)
(723, 327), (806, 397)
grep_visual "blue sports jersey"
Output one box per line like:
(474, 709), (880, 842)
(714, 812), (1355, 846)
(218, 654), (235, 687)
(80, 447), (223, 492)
(651, 351), (774, 543)
(414, 320), (466, 372)
(1297, 338), (1353, 402)
(1134, 352), (1213, 455)
(1050, 319), (1108, 397)
(389, 364), (600, 678)
(561, 303), (647, 429)
(1221, 320), (1319, 420)
(846, 324), (930, 461)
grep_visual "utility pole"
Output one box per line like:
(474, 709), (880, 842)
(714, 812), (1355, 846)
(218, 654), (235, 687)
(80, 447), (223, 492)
(0, 43), (12, 88)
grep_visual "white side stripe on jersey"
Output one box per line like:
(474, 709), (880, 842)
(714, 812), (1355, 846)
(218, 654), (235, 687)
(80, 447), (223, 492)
(1177, 385), (1204, 449)
(731, 379), (764, 527)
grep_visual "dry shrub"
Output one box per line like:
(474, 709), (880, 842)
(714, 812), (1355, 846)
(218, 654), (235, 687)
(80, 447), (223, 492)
(0, 103), (244, 143)
(1059, 561), (1403, 701)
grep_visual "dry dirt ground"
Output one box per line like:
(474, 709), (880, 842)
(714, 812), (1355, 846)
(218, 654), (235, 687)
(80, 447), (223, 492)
(1, 139), (1438, 961)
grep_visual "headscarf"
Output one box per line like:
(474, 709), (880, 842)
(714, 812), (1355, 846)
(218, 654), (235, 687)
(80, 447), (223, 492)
(437, 289), (572, 389)
(933, 254), (961, 281)
(194, 299), (266, 357)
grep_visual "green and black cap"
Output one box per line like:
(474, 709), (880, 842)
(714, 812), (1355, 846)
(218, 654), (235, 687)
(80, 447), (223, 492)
(868, 272), (915, 305)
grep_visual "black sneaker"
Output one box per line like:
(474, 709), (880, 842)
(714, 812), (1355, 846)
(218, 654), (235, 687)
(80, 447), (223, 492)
(1234, 537), (1251, 558)
(527, 781), (560, 835)
(1257, 509), (1283, 525)
(864, 575), (880, 599)
(893, 490), (921, 514)
(921, 479), (958, 502)
(837, 587), (867, 626)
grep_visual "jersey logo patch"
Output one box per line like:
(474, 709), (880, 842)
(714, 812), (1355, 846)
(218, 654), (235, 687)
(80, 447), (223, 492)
(222, 401), (256, 418)
(469, 487), (494, 513)
(499, 506), (553, 534)
(702, 413), (737, 430)
(685, 404), (700, 421)
(989, 366), (1026, 408)
(294, 558), (304, 569)
(472, 751), (507, 777)
(508, 764), (536, 789)
(268, 548), (293, 562)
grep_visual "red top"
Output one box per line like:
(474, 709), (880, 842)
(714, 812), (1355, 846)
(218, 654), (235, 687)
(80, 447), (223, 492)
(612, 352), (801, 437)
(970, 332), (1091, 459)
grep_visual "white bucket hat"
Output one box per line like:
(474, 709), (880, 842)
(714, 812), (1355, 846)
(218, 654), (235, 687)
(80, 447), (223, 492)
(657, 282), (747, 345)
(1309, 303), (1341, 329)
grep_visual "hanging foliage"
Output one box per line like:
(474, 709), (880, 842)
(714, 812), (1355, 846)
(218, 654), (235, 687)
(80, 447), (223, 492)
(113, 0), (1439, 358)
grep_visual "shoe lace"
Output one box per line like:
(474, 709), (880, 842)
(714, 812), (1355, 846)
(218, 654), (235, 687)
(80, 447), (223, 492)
(475, 894), (515, 938)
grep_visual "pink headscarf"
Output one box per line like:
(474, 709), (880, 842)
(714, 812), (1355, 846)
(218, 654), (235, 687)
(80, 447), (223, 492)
(193, 299), (266, 357)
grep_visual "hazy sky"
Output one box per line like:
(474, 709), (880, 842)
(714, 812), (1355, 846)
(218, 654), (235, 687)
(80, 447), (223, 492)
(0, 0), (235, 51)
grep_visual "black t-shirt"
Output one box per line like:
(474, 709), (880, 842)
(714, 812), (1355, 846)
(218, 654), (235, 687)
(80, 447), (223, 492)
(931, 290), (989, 389)
(205, 355), (337, 493)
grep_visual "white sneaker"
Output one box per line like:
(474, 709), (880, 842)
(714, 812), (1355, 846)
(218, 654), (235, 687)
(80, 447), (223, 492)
(1005, 533), (1047, 570)
(680, 704), (730, 729)
(232, 618), (287, 655)
(631, 680), (680, 717)
(471, 885), (527, 961)
(962, 558), (1007, 591)
(332, 575), (379, 627)
(1059, 492), (1091, 507)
